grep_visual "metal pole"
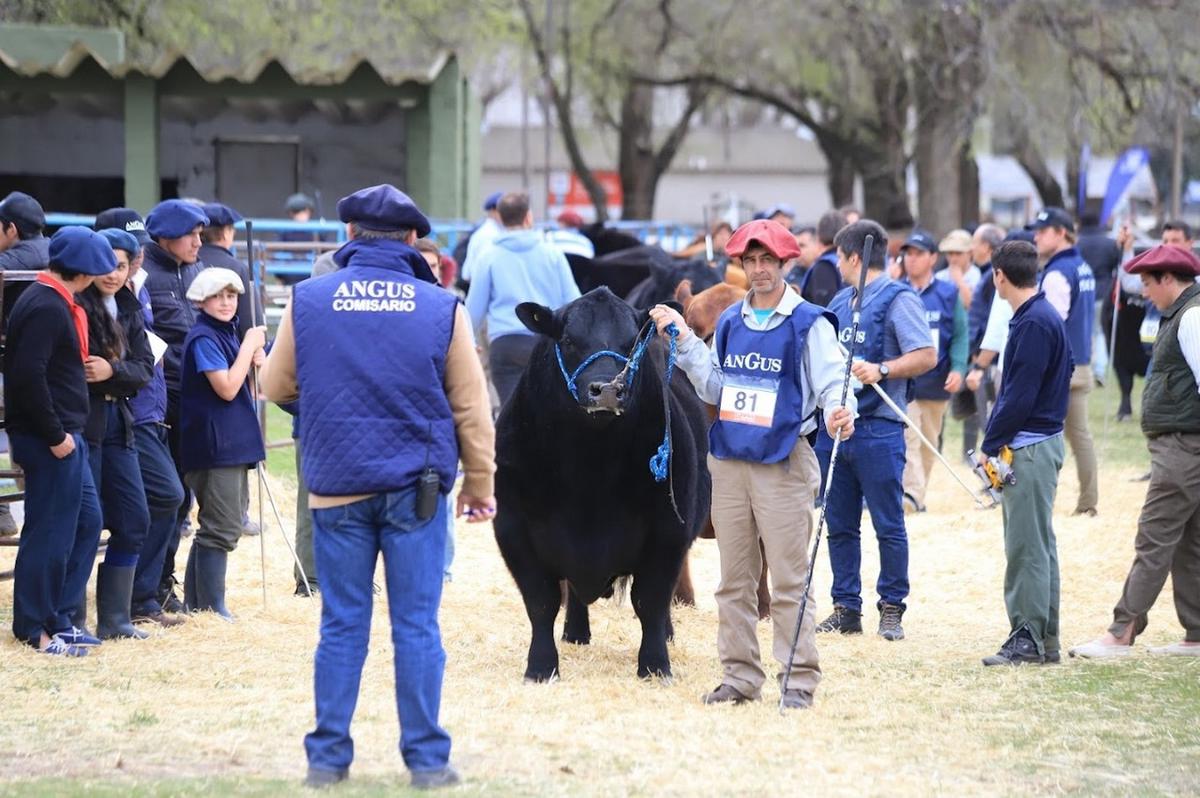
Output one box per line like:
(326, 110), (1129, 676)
(780, 234), (875, 714)
(246, 220), (267, 608)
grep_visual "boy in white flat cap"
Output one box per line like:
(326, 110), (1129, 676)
(179, 267), (266, 619)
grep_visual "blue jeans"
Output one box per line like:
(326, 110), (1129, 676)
(305, 487), (451, 775)
(131, 423), (185, 614)
(87, 403), (151, 558)
(818, 418), (910, 612)
(10, 433), (102, 645)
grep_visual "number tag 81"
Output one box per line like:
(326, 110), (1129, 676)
(719, 380), (779, 427)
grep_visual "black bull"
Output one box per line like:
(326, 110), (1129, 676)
(494, 288), (711, 681)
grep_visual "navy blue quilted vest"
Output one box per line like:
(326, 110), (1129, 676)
(179, 313), (266, 472)
(710, 301), (834, 463)
(292, 239), (459, 496)
(800, 249), (844, 304)
(1040, 247), (1096, 366)
(906, 277), (958, 401)
(827, 278), (912, 422)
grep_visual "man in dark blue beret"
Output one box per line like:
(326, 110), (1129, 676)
(262, 183), (495, 789)
(5, 227), (116, 655)
(199, 202), (254, 338)
(0, 191), (49, 271)
(142, 198), (210, 612)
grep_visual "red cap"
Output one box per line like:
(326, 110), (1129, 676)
(1124, 244), (1200, 277)
(725, 219), (801, 261)
(557, 210), (585, 228)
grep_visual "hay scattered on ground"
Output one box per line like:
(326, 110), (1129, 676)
(0, 453), (1197, 795)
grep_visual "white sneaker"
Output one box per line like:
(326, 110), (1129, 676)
(1148, 642), (1200, 656)
(1068, 640), (1134, 659)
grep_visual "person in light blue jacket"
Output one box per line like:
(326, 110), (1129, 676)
(465, 192), (581, 405)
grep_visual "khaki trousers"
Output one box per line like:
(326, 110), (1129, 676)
(1065, 365), (1098, 513)
(901, 399), (947, 506)
(708, 440), (822, 698)
(1110, 432), (1200, 642)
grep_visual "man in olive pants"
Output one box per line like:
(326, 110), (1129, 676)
(978, 241), (1072, 666)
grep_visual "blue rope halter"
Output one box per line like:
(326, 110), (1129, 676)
(554, 322), (680, 486)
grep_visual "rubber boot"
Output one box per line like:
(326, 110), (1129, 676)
(193, 546), (234, 621)
(183, 545), (199, 612)
(96, 564), (150, 640)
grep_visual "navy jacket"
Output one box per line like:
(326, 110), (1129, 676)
(800, 248), (843, 307)
(128, 283), (168, 426)
(179, 312), (265, 472)
(981, 292), (1071, 455)
(1076, 227), (1121, 304)
(141, 242), (204, 407)
(84, 286), (155, 448)
(0, 236), (49, 271)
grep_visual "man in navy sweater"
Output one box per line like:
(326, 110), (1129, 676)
(978, 240), (1072, 666)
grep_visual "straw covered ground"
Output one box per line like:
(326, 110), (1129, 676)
(1, 386), (1198, 796)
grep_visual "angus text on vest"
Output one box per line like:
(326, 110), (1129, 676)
(331, 280), (418, 312)
(722, 352), (783, 373)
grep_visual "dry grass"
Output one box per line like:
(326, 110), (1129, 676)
(0, 435), (1198, 796)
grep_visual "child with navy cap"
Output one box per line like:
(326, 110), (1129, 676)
(4, 227), (116, 655)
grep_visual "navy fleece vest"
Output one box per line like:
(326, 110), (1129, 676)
(1040, 247), (1095, 366)
(906, 277), (958, 401)
(800, 249), (844, 303)
(827, 279), (912, 422)
(179, 313), (266, 472)
(292, 239), (459, 496)
(710, 302), (833, 463)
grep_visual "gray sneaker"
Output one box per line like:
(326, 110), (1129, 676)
(0, 503), (18, 537)
(411, 766), (460, 790)
(878, 602), (905, 641)
(702, 683), (753, 705)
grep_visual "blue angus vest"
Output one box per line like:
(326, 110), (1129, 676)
(826, 277), (914, 423)
(1040, 247), (1095, 366)
(179, 313), (266, 472)
(710, 301), (835, 463)
(292, 238), (459, 496)
(905, 277), (958, 401)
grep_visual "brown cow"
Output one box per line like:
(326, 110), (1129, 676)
(671, 280), (772, 621)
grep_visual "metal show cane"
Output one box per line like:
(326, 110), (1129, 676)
(1100, 275), (1121, 455)
(246, 220), (268, 608)
(834, 342), (989, 510)
(779, 233), (875, 714)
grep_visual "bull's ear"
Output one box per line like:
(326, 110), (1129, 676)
(517, 302), (563, 338)
(636, 300), (684, 328)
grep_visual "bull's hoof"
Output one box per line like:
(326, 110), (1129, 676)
(636, 662), (671, 680)
(561, 632), (590, 645)
(523, 667), (559, 684)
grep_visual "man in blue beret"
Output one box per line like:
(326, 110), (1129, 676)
(459, 190), (505, 283)
(199, 202), (254, 339)
(0, 191), (49, 271)
(142, 198), (210, 612)
(262, 183), (495, 790)
(5, 227), (116, 655)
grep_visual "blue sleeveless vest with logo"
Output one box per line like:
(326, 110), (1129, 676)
(906, 277), (958, 401)
(710, 302), (834, 463)
(179, 313), (266, 472)
(827, 278), (912, 422)
(292, 238), (459, 496)
(1040, 247), (1095, 366)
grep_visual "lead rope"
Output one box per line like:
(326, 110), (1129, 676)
(650, 323), (683, 524)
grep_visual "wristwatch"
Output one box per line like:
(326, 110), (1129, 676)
(878, 362), (890, 379)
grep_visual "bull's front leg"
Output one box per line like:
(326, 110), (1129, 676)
(631, 564), (678, 679)
(495, 516), (562, 682)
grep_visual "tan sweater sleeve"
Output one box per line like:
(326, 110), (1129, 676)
(261, 301), (299, 404)
(445, 304), (496, 497)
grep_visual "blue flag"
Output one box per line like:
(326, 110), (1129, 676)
(1100, 147), (1149, 225)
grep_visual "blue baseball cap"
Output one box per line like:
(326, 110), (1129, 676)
(1025, 207), (1075, 233)
(483, 191), (503, 212)
(97, 228), (141, 256)
(49, 226), (118, 275)
(337, 184), (431, 237)
(202, 202), (244, 228)
(94, 207), (150, 246)
(900, 229), (938, 252)
(146, 200), (210, 241)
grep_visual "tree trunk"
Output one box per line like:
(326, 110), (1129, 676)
(1013, 133), (1066, 209)
(617, 84), (658, 220)
(959, 144), (980, 227)
(817, 132), (857, 209)
(914, 101), (964, 235)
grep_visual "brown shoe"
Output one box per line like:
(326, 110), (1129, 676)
(134, 610), (187, 628)
(780, 688), (814, 710)
(702, 683), (753, 705)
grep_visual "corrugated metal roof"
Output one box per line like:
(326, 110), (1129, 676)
(0, 23), (448, 86)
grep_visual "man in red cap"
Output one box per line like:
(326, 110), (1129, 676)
(546, 210), (595, 260)
(650, 219), (856, 709)
(1070, 244), (1200, 659)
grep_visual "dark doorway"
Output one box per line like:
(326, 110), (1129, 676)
(0, 175), (181, 217)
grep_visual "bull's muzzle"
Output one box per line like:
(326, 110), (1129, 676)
(586, 379), (626, 414)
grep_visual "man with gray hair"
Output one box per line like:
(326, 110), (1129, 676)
(962, 223), (1005, 455)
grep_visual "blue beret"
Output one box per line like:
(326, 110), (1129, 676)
(146, 200), (210, 240)
(97, 228), (141, 256)
(202, 202), (243, 228)
(337, 184), (430, 237)
(49, 227), (118, 276)
(0, 191), (46, 234)
(483, 191), (503, 211)
(94, 207), (150, 246)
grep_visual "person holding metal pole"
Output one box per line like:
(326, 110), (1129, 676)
(977, 240), (1072, 666)
(648, 218), (856, 710)
(816, 219), (936, 641)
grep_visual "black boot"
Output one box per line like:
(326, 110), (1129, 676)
(183, 545), (198, 611)
(96, 564), (150, 640)
(193, 546), (234, 621)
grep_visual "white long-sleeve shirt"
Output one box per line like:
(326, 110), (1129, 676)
(673, 288), (857, 435)
(1179, 307), (1200, 394)
(979, 292), (1015, 371)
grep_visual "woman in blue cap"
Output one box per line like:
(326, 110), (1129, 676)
(77, 228), (157, 639)
(4, 227), (116, 655)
